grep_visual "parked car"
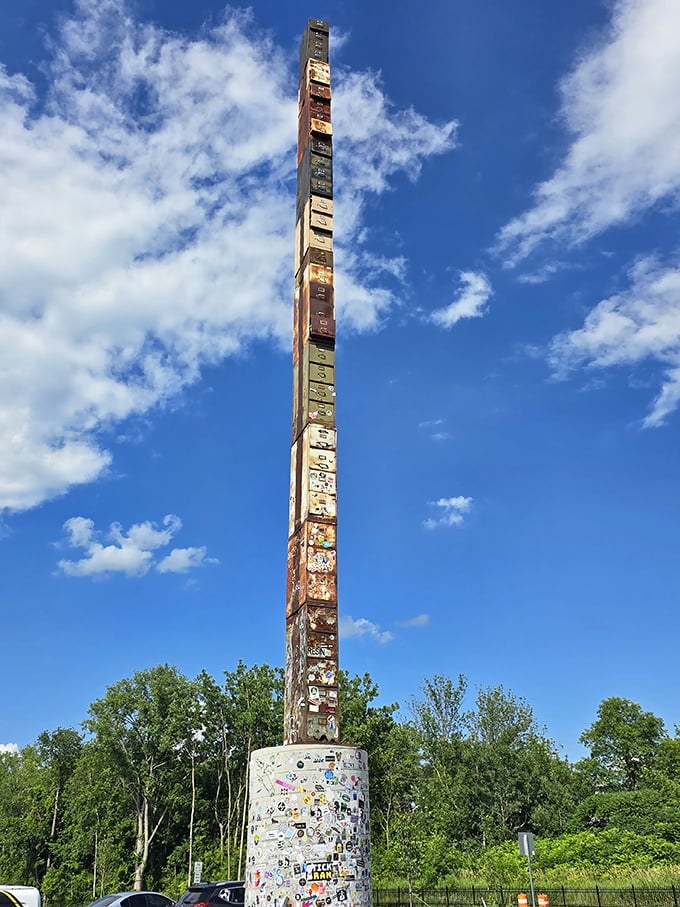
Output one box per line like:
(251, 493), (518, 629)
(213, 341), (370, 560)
(86, 893), (175, 907)
(175, 882), (245, 907)
(1, 888), (42, 907)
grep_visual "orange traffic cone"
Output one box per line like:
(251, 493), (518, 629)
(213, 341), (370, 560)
(518, 896), (528, 907)
(538, 895), (550, 907)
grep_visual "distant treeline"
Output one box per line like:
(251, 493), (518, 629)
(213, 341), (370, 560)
(2, 664), (680, 903)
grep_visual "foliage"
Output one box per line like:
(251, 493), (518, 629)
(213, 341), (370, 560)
(3, 668), (680, 895)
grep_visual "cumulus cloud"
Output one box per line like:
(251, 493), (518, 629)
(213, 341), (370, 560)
(0, 743), (19, 755)
(339, 615), (393, 645)
(431, 271), (492, 328)
(424, 496), (472, 529)
(549, 256), (680, 426)
(56, 513), (217, 577)
(497, 0), (680, 264)
(0, 0), (456, 513)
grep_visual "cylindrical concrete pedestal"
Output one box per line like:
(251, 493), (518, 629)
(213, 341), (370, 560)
(245, 745), (371, 907)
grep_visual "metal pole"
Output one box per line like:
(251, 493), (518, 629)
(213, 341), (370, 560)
(526, 852), (536, 907)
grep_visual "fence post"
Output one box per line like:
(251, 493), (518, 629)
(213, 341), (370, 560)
(397, 887), (401, 907)
(500, 886), (504, 907)
(445, 888), (450, 907)
(472, 886), (476, 907)
(596, 886), (601, 907)
(631, 887), (637, 907)
(561, 887), (566, 907)
(673, 885), (679, 907)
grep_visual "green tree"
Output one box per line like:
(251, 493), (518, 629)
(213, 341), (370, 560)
(579, 697), (666, 790)
(84, 664), (198, 890)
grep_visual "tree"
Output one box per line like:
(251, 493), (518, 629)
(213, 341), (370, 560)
(84, 664), (198, 890)
(579, 697), (666, 790)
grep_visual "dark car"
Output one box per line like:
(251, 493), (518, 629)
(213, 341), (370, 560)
(175, 883), (244, 907)
(86, 893), (174, 907)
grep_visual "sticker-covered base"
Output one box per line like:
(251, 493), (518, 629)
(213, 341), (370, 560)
(245, 744), (372, 907)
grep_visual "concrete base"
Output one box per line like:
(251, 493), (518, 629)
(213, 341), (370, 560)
(245, 745), (372, 907)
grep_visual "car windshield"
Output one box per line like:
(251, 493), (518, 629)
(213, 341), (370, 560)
(87, 898), (123, 907)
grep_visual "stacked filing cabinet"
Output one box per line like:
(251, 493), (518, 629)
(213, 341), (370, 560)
(286, 18), (339, 746)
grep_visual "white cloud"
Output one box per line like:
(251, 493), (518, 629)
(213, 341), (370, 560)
(431, 271), (492, 328)
(0, 0), (457, 514)
(339, 615), (393, 645)
(497, 0), (680, 263)
(0, 742), (19, 754)
(399, 613), (430, 628)
(56, 513), (217, 577)
(156, 546), (218, 574)
(549, 256), (680, 426)
(424, 496), (472, 529)
(418, 418), (450, 441)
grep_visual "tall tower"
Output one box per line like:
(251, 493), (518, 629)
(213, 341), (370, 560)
(286, 17), (339, 746)
(244, 21), (372, 907)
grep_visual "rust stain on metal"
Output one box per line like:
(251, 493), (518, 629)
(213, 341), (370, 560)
(285, 22), (340, 746)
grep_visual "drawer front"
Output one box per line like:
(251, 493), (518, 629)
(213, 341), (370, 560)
(308, 446), (336, 471)
(310, 194), (333, 214)
(309, 315), (336, 342)
(307, 547), (337, 574)
(308, 262), (333, 284)
(307, 520), (336, 548)
(310, 210), (332, 231)
(308, 61), (331, 85)
(309, 361), (334, 383)
(310, 176), (333, 197)
(308, 342), (335, 367)
(308, 380), (335, 402)
(311, 137), (332, 157)
(307, 421), (336, 446)
(309, 470), (336, 494)
(307, 603), (338, 632)
(308, 489), (336, 518)
(308, 396), (335, 420)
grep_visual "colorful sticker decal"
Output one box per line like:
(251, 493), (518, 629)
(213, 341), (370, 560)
(246, 745), (370, 907)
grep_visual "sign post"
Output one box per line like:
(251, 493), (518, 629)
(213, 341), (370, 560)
(518, 833), (536, 907)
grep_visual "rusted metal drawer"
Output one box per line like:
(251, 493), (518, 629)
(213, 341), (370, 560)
(309, 470), (336, 495)
(308, 519), (336, 547)
(309, 82), (331, 101)
(301, 247), (334, 270)
(308, 490), (336, 518)
(308, 261), (333, 283)
(306, 572), (337, 605)
(311, 137), (332, 157)
(309, 301), (334, 323)
(307, 18), (329, 33)
(306, 630), (337, 659)
(310, 117), (332, 136)
(308, 446), (336, 471)
(305, 279), (333, 303)
(307, 421), (336, 446)
(308, 61), (331, 85)
(307, 602), (338, 632)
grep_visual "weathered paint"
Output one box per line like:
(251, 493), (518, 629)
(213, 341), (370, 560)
(286, 17), (340, 750)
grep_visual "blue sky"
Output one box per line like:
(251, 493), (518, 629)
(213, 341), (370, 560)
(1, 0), (679, 760)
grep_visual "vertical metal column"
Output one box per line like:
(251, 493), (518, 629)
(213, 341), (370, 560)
(285, 18), (339, 746)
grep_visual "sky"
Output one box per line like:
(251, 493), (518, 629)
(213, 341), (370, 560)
(1, 0), (679, 761)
